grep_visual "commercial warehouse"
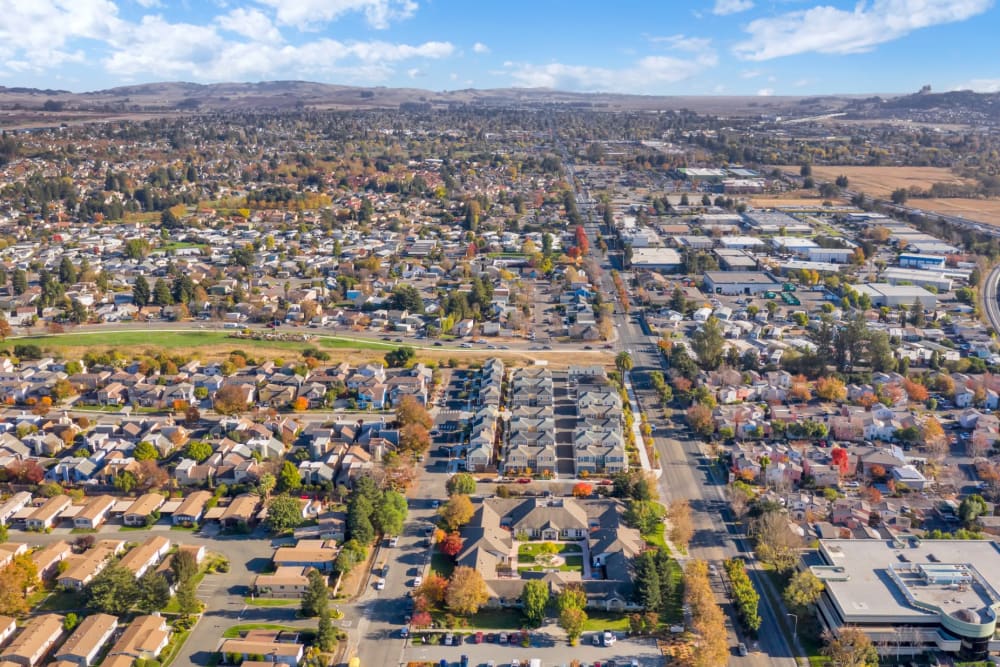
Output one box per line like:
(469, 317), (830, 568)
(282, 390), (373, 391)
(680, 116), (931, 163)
(854, 283), (938, 310)
(703, 271), (780, 295)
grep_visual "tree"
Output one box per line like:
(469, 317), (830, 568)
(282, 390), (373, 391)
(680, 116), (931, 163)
(292, 396), (309, 412)
(11, 268), (26, 296)
(960, 494), (988, 526)
(184, 440), (213, 462)
(86, 565), (139, 615)
(416, 573), (449, 605)
(399, 423), (431, 454)
(63, 613), (79, 632)
(114, 470), (138, 494)
(384, 346), (415, 368)
(372, 490), (408, 535)
(213, 384), (248, 415)
(446, 473), (477, 496)
(267, 494), (304, 533)
(816, 376), (848, 402)
(521, 580), (550, 626)
(333, 539), (367, 576)
(390, 284), (424, 313)
(751, 510), (801, 572)
(136, 570), (171, 612)
(446, 566), (489, 615)
(439, 494), (475, 530)
(821, 627), (878, 667)
(891, 188), (908, 205)
(132, 275), (151, 307)
(921, 416), (947, 457)
(789, 376), (812, 402)
(559, 606), (587, 645)
(0, 317), (11, 342)
(784, 570), (824, 612)
(902, 378), (929, 402)
(176, 578), (200, 616)
(277, 460), (302, 493)
(690, 316), (725, 370)
(667, 499), (694, 550)
(171, 549), (198, 585)
(257, 472), (277, 501)
(634, 550), (662, 610)
(317, 609), (337, 652)
(686, 403), (715, 438)
(439, 532), (464, 557)
(133, 440), (158, 461)
(572, 482), (593, 498)
(615, 351), (633, 376)
(397, 395), (432, 429)
(0, 555), (38, 615)
(301, 569), (329, 617)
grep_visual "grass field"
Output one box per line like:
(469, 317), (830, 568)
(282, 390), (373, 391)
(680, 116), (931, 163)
(1, 330), (391, 352)
(244, 597), (295, 606)
(222, 623), (301, 638)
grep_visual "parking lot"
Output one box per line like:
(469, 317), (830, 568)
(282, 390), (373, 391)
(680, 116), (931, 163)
(402, 630), (662, 667)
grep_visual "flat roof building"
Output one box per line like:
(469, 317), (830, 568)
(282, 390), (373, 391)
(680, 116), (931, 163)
(854, 283), (938, 310)
(703, 271), (780, 296)
(808, 539), (1000, 660)
(881, 267), (953, 293)
(630, 247), (682, 271)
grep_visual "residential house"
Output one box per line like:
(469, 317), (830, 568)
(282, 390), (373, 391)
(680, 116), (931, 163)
(252, 566), (312, 598)
(25, 495), (71, 530)
(107, 615), (170, 662)
(118, 536), (171, 578)
(72, 495), (116, 530)
(272, 540), (338, 573)
(52, 613), (118, 667)
(123, 493), (166, 527)
(0, 492), (31, 526)
(172, 490), (212, 525)
(58, 540), (125, 590)
(0, 613), (64, 667)
(218, 632), (304, 667)
(220, 494), (260, 528)
(0, 616), (15, 650)
(31, 541), (72, 580)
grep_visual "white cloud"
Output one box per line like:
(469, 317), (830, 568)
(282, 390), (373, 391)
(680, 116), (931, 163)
(713, 0), (753, 15)
(648, 34), (713, 52)
(734, 0), (992, 61)
(0, 0), (450, 84)
(473, 42), (490, 54)
(953, 78), (1000, 92)
(505, 51), (718, 93)
(254, 0), (418, 30)
(740, 69), (762, 79)
(757, 88), (774, 96)
(135, 0), (163, 7)
(0, 0), (124, 71)
(216, 7), (283, 44)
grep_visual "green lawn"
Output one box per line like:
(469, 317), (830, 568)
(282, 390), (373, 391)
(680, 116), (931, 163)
(1, 329), (392, 353)
(430, 609), (526, 630)
(222, 624), (300, 639)
(244, 597), (295, 607)
(37, 588), (85, 612)
(431, 552), (455, 578)
(581, 612), (631, 632)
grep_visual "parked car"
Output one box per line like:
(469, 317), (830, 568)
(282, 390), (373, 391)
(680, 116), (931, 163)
(460, 655), (469, 667)
(444, 633), (454, 646)
(603, 631), (616, 647)
(389, 536), (399, 547)
(413, 576), (423, 587)
(475, 632), (483, 644)
(375, 579), (385, 591)
(592, 633), (601, 646)
(498, 632), (508, 645)
(738, 642), (748, 656)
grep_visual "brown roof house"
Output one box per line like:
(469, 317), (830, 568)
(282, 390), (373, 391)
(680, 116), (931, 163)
(118, 536), (171, 578)
(123, 493), (166, 527)
(0, 613), (64, 667)
(171, 490), (212, 526)
(24, 495), (71, 530)
(52, 613), (118, 666)
(72, 495), (116, 530)
(107, 614), (170, 662)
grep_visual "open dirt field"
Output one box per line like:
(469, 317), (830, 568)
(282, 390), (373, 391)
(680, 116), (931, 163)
(800, 166), (972, 199)
(749, 195), (841, 208)
(907, 198), (1000, 226)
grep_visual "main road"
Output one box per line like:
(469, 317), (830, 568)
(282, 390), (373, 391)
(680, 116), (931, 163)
(564, 153), (800, 667)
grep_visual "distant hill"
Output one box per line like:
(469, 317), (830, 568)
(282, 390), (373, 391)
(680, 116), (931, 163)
(842, 87), (1000, 122)
(0, 79), (871, 118)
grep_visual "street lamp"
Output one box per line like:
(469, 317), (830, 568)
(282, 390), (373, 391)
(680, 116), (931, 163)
(787, 612), (798, 637)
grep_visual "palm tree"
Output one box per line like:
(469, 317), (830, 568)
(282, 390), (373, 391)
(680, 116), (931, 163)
(615, 351), (633, 376)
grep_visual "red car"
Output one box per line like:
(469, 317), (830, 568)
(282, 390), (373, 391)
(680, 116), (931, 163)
(516, 478), (531, 484)
(598, 479), (613, 486)
(474, 632), (483, 644)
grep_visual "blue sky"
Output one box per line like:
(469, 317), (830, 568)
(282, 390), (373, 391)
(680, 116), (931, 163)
(0, 0), (998, 95)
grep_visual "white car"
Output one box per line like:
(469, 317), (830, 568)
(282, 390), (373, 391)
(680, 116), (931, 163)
(375, 579), (385, 591)
(413, 576), (423, 587)
(389, 536), (399, 547)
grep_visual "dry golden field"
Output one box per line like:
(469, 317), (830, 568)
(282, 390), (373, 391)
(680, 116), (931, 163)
(801, 166), (972, 199)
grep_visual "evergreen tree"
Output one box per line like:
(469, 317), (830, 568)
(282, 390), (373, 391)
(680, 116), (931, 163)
(301, 569), (329, 618)
(133, 275), (151, 307)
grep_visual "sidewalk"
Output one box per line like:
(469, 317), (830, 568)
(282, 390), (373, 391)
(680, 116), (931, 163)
(623, 371), (661, 479)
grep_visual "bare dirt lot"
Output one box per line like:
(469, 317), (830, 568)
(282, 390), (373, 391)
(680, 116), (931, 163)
(905, 198), (1000, 225)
